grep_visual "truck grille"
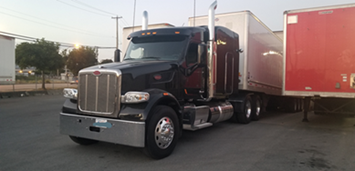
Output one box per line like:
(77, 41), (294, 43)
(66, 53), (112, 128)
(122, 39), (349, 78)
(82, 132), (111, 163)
(78, 69), (122, 117)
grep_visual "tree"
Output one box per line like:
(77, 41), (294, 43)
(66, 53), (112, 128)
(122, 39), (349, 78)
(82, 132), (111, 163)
(66, 46), (98, 76)
(16, 39), (64, 89)
(100, 59), (113, 64)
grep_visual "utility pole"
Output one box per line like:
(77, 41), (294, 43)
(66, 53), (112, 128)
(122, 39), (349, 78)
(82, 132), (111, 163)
(132, 0), (136, 32)
(194, 0), (196, 26)
(112, 16), (122, 49)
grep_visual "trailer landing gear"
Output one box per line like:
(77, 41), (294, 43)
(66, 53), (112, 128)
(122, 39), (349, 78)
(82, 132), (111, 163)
(302, 97), (311, 122)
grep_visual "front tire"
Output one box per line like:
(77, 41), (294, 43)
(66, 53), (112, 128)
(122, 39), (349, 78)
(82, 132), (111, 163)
(144, 105), (179, 159)
(69, 136), (98, 145)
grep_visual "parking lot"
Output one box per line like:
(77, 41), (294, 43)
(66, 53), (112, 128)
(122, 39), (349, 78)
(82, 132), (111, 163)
(1, 95), (354, 171)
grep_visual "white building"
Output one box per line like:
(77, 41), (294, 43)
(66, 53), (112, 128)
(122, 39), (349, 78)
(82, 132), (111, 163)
(0, 35), (15, 84)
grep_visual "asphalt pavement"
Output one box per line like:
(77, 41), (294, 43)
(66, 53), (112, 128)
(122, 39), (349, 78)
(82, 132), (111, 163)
(0, 95), (354, 171)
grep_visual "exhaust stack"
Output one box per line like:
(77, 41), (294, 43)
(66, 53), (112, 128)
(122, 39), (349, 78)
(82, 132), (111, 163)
(208, 1), (217, 42)
(142, 11), (148, 30)
(206, 1), (217, 101)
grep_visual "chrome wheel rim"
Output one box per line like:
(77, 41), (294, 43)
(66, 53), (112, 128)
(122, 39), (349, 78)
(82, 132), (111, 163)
(155, 117), (174, 149)
(255, 100), (261, 116)
(246, 101), (252, 118)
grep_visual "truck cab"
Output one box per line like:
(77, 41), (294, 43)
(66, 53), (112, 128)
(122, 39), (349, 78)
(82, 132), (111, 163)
(122, 26), (239, 100)
(60, 1), (252, 159)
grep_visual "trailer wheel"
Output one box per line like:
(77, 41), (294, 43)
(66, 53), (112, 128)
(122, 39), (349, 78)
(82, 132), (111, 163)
(251, 95), (262, 121)
(236, 95), (252, 124)
(144, 105), (179, 159)
(69, 136), (98, 145)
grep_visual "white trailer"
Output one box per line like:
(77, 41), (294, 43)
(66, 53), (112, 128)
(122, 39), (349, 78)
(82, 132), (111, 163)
(189, 11), (283, 96)
(0, 35), (15, 85)
(121, 23), (174, 57)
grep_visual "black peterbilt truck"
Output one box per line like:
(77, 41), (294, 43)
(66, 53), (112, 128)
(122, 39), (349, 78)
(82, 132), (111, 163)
(60, 1), (260, 159)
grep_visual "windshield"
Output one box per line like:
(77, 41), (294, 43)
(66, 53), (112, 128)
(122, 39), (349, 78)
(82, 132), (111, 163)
(124, 35), (188, 61)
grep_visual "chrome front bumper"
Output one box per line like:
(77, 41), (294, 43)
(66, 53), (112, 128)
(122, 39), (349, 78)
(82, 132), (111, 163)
(60, 113), (145, 147)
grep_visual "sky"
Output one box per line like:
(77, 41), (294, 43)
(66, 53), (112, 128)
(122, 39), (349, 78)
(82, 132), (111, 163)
(1, 0), (354, 62)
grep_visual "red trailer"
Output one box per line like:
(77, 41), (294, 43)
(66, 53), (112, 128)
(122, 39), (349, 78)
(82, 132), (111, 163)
(283, 3), (355, 120)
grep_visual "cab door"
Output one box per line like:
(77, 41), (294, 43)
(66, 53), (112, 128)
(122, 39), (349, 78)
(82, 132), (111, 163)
(183, 33), (206, 99)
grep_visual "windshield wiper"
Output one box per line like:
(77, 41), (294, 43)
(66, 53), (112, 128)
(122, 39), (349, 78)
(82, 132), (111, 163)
(142, 56), (161, 60)
(123, 57), (137, 61)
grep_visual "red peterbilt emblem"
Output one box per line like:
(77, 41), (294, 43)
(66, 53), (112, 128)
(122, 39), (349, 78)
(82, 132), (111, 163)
(154, 74), (162, 80)
(93, 71), (101, 76)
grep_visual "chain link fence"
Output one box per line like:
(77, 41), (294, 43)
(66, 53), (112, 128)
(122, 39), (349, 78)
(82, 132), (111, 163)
(0, 74), (77, 92)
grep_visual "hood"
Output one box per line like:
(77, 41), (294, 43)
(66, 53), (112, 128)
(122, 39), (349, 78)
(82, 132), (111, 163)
(83, 60), (178, 79)
(82, 60), (179, 93)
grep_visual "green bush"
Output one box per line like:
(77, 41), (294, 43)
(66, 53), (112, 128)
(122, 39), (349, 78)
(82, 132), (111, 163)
(16, 75), (37, 81)
(15, 75), (44, 84)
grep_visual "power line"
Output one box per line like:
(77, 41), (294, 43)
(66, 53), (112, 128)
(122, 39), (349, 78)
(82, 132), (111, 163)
(70, 0), (129, 28)
(0, 6), (113, 38)
(72, 0), (117, 16)
(65, 0), (128, 29)
(0, 11), (114, 39)
(122, 18), (130, 26)
(57, 0), (111, 17)
(0, 31), (115, 49)
(56, 0), (128, 30)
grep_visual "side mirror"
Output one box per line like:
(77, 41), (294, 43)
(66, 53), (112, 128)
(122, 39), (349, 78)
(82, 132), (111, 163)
(198, 44), (207, 64)
(114, 49), (121, 62)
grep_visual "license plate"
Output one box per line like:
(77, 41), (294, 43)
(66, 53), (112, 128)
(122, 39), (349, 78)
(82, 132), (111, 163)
(93, 119), (112, 128)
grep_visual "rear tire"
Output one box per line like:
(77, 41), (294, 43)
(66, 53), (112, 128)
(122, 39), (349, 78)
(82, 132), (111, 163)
(69, 136), (98, 145)
(236, 95), (252, 124)
(251, 95), (262, 121)
(144, 105), (179, 159)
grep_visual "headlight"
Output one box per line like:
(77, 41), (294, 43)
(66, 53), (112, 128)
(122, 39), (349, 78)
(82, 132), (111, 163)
(63, 88), (78, 100)
(121, 91), (149, 103)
